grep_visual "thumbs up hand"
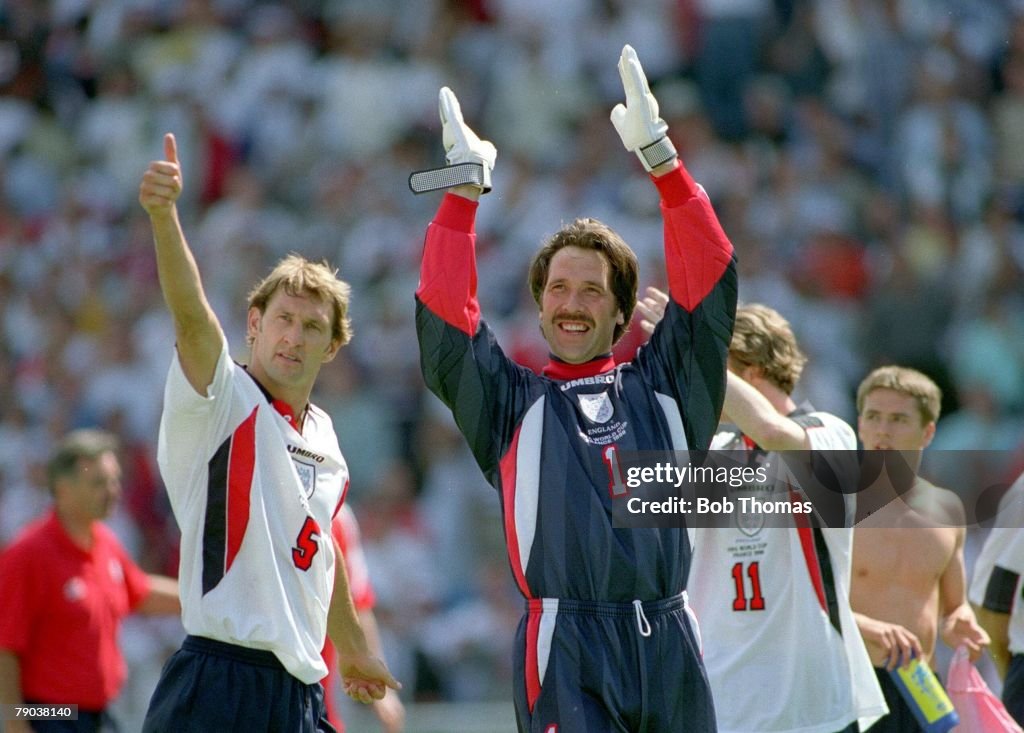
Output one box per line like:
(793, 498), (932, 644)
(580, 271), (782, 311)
(139, 132), (184, 217)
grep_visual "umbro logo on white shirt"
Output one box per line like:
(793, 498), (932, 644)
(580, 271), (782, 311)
(287, 445), (326, 463)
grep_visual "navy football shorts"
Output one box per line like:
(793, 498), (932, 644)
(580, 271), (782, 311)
(513, 594), (716, 732)
(142, 635), (334, 733)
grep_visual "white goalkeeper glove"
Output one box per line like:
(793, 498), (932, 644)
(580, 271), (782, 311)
(408, 87), (497, 194)
(609, 45), (677, 172)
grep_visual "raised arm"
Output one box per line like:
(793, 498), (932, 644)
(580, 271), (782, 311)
(639, 287), (809, 450)
(611, 45), (734, 314)
(722, 371), (810, 450)
(613, 46), (736, 450)
(414, 88), (533, 476)
(415, 88), (494, 336)
(139, 133), (224, 396)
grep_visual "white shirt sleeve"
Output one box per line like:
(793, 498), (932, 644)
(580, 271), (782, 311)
(969, 477), (1024, 605)
(804, 411), (857, 451)
(158, 343), (240, 511)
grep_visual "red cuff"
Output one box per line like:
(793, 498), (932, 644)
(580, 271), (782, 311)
(434, 193), (479, 233)
(652, 161), (701, 207)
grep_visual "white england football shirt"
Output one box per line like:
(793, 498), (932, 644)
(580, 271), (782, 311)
(158, 345), (349, 684)
(689, 409), (887, 733)
(969, 474), (1024, 655)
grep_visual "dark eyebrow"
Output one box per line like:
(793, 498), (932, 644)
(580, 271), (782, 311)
(547, 276), (606, 289)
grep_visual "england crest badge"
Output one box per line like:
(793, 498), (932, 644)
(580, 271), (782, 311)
(578, 391), (614, 424)
(293, 458), (317, 499)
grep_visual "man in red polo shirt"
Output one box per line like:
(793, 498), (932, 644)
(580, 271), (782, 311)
(0, 429), (180, 732)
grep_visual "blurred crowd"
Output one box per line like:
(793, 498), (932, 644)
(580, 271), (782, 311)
(2, 0), (1024, 721)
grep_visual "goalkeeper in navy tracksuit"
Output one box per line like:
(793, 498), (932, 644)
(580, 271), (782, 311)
(414, 46), (737, 732)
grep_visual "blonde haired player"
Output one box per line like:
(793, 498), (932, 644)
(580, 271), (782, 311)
(639, 294), (886, 733)
(138, 133), (398, 731)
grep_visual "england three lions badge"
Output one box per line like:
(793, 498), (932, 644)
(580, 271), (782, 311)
(578, 391), (614, 424)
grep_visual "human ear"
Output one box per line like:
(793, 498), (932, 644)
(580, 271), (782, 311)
(246, 307), (262, 340)
(322, 338), (342, 363)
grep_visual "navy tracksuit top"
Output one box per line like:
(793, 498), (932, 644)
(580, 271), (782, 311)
(415, 162), (737, 604)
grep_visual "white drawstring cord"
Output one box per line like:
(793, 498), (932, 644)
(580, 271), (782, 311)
(681, 591), (703, 656)
(632, 599), (652, 637)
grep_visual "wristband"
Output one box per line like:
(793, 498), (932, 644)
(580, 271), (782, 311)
(638, 137), (677, 172)
(408, 163), (491, 195)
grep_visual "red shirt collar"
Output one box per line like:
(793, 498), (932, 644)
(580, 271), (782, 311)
(240, 364), (306, 429)
(541, 354), (616, 380)
(45, 509), (94, 556)
(272, 399), (302, 427)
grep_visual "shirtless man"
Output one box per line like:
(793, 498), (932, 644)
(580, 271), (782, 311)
(850, 366), (989, 733)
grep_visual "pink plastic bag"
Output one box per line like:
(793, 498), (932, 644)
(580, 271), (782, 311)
(947, 645), (1024, 733)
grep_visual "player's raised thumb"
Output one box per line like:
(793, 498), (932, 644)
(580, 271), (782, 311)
(164, 132), (179, 165)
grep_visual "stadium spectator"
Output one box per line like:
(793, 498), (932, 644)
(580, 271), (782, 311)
(693, 0), (775, 140)
(137, 132), (397, 731)
(851, 366), (990, 733)
(0, 429), (180, 733)
(415, 47), (736, 731)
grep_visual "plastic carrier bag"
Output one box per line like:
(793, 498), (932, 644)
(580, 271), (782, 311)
(947, 645), (1023, 733)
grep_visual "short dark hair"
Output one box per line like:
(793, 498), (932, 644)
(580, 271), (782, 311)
(47, 429), (119, 493)
(527, 218), (639, 344)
